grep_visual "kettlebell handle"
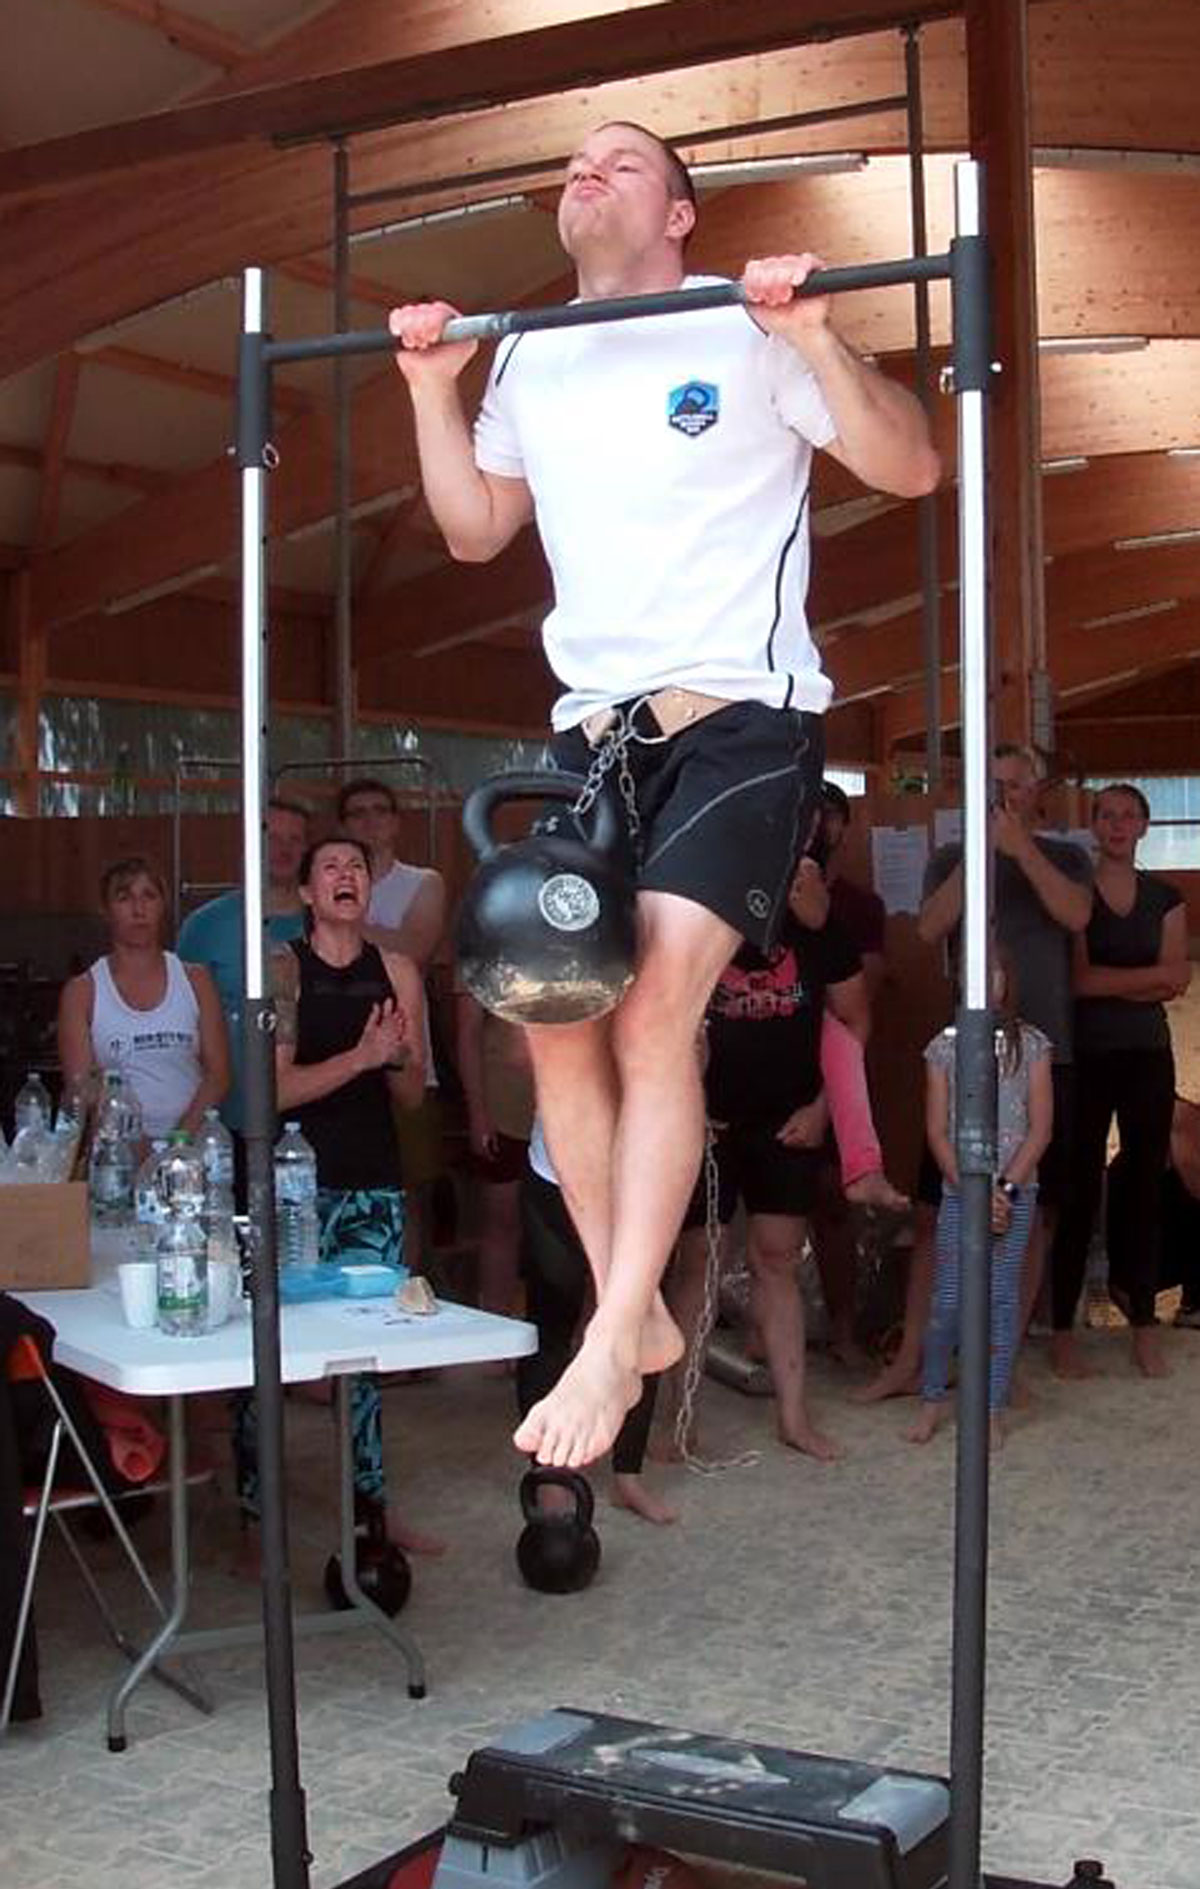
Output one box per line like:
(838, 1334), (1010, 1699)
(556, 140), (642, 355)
(519, 1466), (595, 1529)
(462, 770), (621, 863)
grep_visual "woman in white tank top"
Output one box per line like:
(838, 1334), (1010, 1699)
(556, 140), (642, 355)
(57, 855), (230, 1140)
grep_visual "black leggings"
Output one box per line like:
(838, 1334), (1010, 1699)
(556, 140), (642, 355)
(1051, 1046), (1176, 1329)
(517, 1170), (658, 1476)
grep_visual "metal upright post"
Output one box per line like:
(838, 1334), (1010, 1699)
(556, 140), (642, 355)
(333, 141), (355, 761)
(904, 22), (943, 791)
(238, 267), (312, 1889)
(946, 161), (995, 1889)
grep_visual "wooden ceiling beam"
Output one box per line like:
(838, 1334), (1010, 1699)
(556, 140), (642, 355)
(277, 257), (405, 313)
(879, 599), (1200, 748)
(68, 0), (256, 72)
(0, 438), (160, 496)
(4, 6), (1200, 383)
(1, 0), (964, 201)
(86, 342), (312, 415)
(31, 355), (82, 552)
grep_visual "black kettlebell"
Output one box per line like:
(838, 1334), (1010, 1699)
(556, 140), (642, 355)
(324, 1496), (412, 1617)
(516, 1467), (601, 1594)
(457, 771), (637, 1025)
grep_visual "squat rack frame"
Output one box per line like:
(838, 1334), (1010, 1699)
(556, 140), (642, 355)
(236, 169), (997, 1889)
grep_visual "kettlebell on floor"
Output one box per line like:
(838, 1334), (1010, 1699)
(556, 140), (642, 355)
(516, 1467), (601, 1594)
(325, 1492), (412, 1617)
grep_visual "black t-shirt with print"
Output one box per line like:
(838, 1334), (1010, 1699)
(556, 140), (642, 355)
(704, 913), (862, 1129)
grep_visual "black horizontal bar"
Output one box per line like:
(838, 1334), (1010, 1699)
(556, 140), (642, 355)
(262, 252), (950, 367)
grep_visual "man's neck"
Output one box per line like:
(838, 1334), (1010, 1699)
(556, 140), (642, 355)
(308, 921), (362, 968)
(575, 251), (687, 304)
(371, 847), (396, 881)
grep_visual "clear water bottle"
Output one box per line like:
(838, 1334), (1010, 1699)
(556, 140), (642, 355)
(196, 1108), (237, 1265)
(134, 1138), (169, 1260)
(89, 1071), (137, 1224)
(156, 1133), (208, 1336)
(274, 1121), (320, 1270)
(14, 1071), (51, 1135)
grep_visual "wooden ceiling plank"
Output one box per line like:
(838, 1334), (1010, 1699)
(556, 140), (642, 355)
(87, 342), (311, 415)
(71, 0), (256, 72)
(31, 356), (83, 552)
(277, 257), (406, 312)
(0, 439), (162, 496)
(0, 0), (966, 201)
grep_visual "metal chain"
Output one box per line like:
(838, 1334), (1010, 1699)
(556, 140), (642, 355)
(672, 1127), (760, 1476)
(570, 710), (642, 847)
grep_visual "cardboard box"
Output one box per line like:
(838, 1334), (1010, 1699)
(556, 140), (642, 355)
(0, 1182), (91, 1291)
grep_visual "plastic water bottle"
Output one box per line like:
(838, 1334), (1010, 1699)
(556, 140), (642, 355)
(274, 1121), (320, 1270)
(134, 1139), (169, 1260)
(14, 1072), (51, 1135)
(196, 1108), (237, 1266)
(89, 1071), (137, 1224)
(156, 1133), (208, 1336)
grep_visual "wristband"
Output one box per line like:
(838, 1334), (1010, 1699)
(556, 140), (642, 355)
(997, 1178), (1018, 1202)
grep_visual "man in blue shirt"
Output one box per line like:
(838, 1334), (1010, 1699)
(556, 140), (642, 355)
(177, 797), (310, 1140)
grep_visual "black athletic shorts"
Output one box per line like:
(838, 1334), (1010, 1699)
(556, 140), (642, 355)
(681, 1121), (823, 1228)
(551, 698), (824, 952)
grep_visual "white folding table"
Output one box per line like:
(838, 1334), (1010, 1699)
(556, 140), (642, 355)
(19, 1261), (535, 1749)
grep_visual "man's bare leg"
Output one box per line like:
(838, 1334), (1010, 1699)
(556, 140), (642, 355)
(852, 1201), (936, 1402)
(514, 893), (739, 1468)
(747, 1214), (839, 1460)
(524, 1013), (620, 1288)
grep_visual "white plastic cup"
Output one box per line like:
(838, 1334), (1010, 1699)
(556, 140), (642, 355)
(118, 1260), (159, 1331)
(206, 1256), (240, 1331)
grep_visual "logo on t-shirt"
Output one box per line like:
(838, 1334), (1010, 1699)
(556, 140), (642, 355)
(667, 380), (719, 436)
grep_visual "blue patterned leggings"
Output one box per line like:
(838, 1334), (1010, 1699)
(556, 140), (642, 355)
(231, 1186), (406, 1518)
(922, 1182), (1037, 1413)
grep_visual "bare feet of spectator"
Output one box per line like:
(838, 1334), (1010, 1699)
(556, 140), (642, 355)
(906, 1399), (949, 1444)
(778, 1416), (840, 1461)
(1049, 1332), (1097, 1380)
(852, 1352), (921, 1403)
(611, 1472), (679, 1524)
(845, 1170), (910, 1214)
(1132, 1327), (1171, 1378)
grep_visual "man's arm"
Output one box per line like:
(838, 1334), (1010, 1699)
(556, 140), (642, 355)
(742, 255), (941, 498)
(995, 820), (1092, 932)
(363, 870), (445, 969)
(917, 857), (964, 945)
(389, 301), (534, 562)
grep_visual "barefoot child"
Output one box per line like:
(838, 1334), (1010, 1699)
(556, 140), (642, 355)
(909, 954), (1052, 1449)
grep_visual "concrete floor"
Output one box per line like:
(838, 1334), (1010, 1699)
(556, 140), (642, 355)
(4, 1323), (1199, 1889)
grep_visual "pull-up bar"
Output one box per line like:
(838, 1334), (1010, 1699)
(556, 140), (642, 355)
(236, 163), (995, 1889)
(259, 253), (952, 369)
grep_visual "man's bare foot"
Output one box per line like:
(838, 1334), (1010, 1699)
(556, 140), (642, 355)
(989, 1412), (1007, 1453)
(845, 1170), (911, 1214)
(1050, 1332), (1096, 1380)
(638, 1294), (686, 1376)
(1132, 1326), (1172, 1378)
(611, 1472), (679, 1524)
(513, 1330), (642, 1467)
(384, 1510), (447, 1556)
(851, 1354), (921, 1403)
(906, 1400), (948, 1444)
(778, 1418), (841, 1462)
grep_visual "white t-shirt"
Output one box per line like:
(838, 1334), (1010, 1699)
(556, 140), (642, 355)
(367, 860), (438, 1089)
(474, 276), (838, 731)
(89, 952), (202, 1138)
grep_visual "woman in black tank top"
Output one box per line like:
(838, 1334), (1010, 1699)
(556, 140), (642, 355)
(231, 835), (443, 1557)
